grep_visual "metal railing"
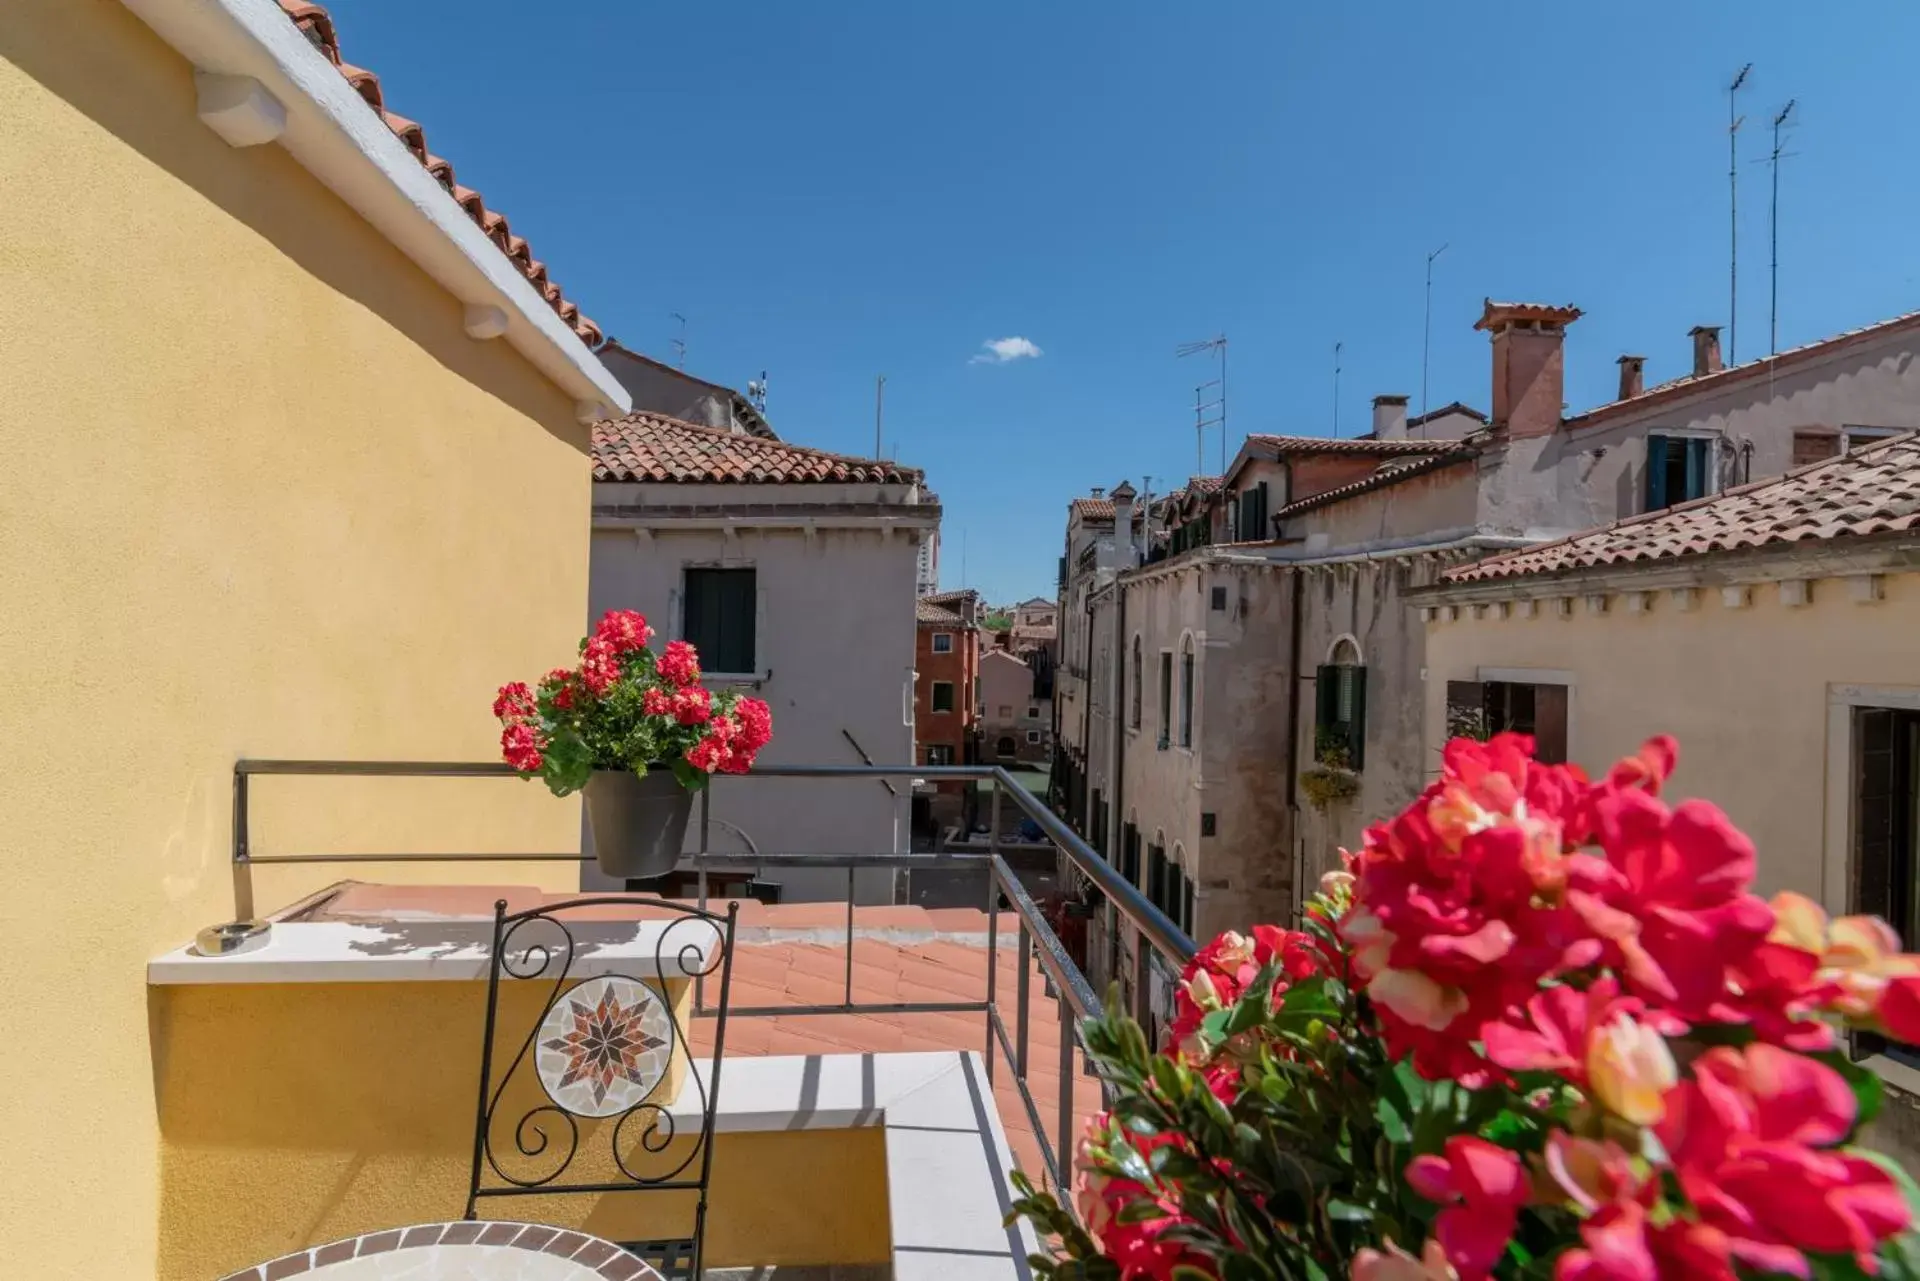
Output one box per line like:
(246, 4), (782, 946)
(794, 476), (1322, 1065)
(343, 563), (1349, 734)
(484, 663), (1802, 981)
(228, 759), (1198, 1193)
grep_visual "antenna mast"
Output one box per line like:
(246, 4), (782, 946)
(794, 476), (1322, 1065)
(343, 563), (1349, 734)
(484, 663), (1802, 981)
(1176, 335), (1229, 473)
(1767, 98), (1797, 357)
(670, 312), (688, 369)
(1727, 64), (1751, 364)
(874, 375), (886, 458)
(1421, 244), (1447, 421)
(1332, 341), (1344, 436)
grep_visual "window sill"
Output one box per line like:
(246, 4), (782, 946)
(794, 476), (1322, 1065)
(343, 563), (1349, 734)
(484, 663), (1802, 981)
(702, 670), (767, 688)
(1863, 1051), (1920, 1099)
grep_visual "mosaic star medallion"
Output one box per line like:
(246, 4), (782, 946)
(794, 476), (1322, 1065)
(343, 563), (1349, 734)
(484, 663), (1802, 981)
(535, 975), (673, 1118)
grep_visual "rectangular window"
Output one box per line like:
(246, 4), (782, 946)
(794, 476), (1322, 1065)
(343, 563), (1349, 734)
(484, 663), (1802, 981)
(1026, 729), (1041, 744)
(1210, 585), (1228, 612)
(1027, 704), (1040, 718)
(1157, 651), (1173, 748)
(1314, 665), (1368, 770)
(1147, 844), (1167, 912)
(1644, 434), (1711, 511)
(682, 567), (757, 674)
(1235, 482), (1270, 542)
(931, 681), (955, 713)
(1121, 823), (1140, 888)
(1130, 642), (1142, 729)
(1855, 706), (1920, 1057)
(1180, 873), (1195, 937)
(925, 744), (954, 766)
(931, 632), (954, 654)
(1446, 679), (1569, 764)
(1844, 425), (1906, 453)
(1179, 648), (1195, 748)
(997, 704), (1013, 718)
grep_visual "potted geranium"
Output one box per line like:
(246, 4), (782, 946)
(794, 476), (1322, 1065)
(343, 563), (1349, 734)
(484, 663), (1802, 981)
(1015, 733), (1920, 1281)
(493, 609), (772, 879)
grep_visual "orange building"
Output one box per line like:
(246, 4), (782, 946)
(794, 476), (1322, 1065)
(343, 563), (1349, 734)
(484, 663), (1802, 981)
(915, 590), (981, 823)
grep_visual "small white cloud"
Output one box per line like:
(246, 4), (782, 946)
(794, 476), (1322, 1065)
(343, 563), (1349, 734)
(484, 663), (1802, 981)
(970, 336), (1043, 365)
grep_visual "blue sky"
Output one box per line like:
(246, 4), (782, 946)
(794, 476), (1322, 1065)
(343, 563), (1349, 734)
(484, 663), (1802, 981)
(322, 0), (1920, 603)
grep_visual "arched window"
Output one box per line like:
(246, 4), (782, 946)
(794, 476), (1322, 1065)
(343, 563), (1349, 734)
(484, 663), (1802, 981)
(1315, 636), (1367, 770)
(1130, 634), (1143, 729)
(1178, 634), (1196, 748)
(996, 735), (1017, 759)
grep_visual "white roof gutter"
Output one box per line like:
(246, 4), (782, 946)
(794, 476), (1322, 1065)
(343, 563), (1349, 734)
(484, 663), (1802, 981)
(120, 0), (631, 422)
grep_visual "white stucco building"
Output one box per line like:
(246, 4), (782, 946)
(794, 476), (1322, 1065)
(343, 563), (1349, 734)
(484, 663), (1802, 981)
(587, 411), (940, 903)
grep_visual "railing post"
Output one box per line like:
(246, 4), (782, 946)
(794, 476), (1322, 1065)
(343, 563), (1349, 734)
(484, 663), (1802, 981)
(230, 768), (254, 922)
(845, 865), (856, 1006)
(1056, 991), (1075, 1195)
(695, 785), (712, 1015)
(1133, 929), (1154, 1043)
(1015, 923), (1032, 1081)
(984, 861), (1000, 1084)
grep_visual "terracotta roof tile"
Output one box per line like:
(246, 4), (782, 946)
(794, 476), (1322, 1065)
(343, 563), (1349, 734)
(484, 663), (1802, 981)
(1274, 449), (1478, 521)
(273, 1), (604, 347)
(592, 412), (922, 484)
(916, 599), (965, 625)
(1443, 433), (1920, 583)
(1243, 434), (1459, 457)
(1566, 309), (1920, 430)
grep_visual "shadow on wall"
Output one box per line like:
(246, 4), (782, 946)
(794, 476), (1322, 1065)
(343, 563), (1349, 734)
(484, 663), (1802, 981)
(148, 981), (891, 1280)
(3, 0), (587, 452)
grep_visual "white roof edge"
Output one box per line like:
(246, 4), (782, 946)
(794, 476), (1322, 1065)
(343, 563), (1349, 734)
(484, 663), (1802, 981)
(119, 0), (631, 415)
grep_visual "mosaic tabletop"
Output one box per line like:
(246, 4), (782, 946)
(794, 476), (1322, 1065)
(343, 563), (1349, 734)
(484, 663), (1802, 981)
(220, 1222), (663, 1281)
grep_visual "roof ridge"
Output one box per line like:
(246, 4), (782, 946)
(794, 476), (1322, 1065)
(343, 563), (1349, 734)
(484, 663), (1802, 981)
(603, 411), (898, 469)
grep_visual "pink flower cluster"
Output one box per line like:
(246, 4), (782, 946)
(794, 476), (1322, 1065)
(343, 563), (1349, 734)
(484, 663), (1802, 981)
(1342, 733), (1919, 1280)
(1166, 924), (1337, 1062)
(492, 610), (773, 782)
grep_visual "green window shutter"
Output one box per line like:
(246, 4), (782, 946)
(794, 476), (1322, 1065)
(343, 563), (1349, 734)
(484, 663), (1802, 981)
(1349, 667), (1368, 770)
(1255, 482), (1269, 538)
(1315, 664), (1338, 732)
(1646, 435), (1670, 510)
(1684, 437), (1709, 500)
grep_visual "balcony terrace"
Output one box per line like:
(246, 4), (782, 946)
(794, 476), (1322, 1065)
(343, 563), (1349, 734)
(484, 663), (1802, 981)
(154, 762), (1194, 1281)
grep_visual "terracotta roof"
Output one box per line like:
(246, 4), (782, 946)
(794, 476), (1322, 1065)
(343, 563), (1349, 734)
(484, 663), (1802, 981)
(1564, 309), (1920, 430)
(593, 413), (922, 484)
(916, 599), (965, 625)
(275, 2), (602, 346)
(1274, 449), (1479, 521)
(1443, 433), (1920, 583)
(1184, 475), (1224, 494)
(1475, 300), (1584, 330)
(925, 589), (979, 607)
(1243, 434), (1459, 457)
(1407, 401), (1488, 429)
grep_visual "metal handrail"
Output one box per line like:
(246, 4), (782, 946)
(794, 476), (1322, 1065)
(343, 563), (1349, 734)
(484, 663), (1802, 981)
(227, 757), (1199, 1194)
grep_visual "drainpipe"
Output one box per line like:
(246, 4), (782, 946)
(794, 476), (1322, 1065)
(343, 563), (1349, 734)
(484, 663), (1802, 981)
(1109, 578), (1129, 1000)
(1081, 588), (1096, 837)
(1281, 458), (1306, 922)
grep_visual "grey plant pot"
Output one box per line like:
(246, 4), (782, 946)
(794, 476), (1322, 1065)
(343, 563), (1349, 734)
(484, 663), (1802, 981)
(583, 767), (695, 880)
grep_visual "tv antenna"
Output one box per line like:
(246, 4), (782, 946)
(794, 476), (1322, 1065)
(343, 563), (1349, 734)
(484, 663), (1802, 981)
(1763, 98), (1798, 358)
(1726, 64), (1752, 364)
(747, 371), (768, 413)
(874, 375), (886, 458)
(1175, 335), (1228, 473)
(1421, 243), (1448, 422)
(669, 312), (688, 369)
(1332, 341), (1344, 436)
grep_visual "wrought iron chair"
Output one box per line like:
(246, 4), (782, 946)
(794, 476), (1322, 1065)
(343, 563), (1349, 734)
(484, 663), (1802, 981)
(464, 895), (739, 1279)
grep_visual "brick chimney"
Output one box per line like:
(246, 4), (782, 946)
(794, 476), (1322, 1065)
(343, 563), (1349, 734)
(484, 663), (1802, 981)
(1689, 325), (1723, 377)
(1475, 300), (1582, 439)
(1616, 355), (1646, 401)
(1372, 394), (1410, 440)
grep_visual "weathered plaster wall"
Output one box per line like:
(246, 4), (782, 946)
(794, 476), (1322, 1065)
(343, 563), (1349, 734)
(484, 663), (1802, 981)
(588, 521), (918, 902)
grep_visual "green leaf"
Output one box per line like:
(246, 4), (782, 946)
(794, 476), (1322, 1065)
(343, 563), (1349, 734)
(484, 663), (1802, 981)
(1325, 1199), (1372, 1222)
(670, 756), (707, 791)
(1373, 1090), (1412, 1144)
(1814, 1050), (1885, 1133)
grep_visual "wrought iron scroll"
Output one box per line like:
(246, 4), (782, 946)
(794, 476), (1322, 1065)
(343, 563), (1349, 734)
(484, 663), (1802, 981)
(463, 894), (739, 1246)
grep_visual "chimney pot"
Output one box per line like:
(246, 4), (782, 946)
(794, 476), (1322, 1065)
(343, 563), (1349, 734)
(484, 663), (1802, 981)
(1616, 355), (1647, 401)
(1688, 325), (1723, 377)
(1371, 394), (1410, 440)
(1090, 486), (1105, 499)
(1475, 300), (1583, 438)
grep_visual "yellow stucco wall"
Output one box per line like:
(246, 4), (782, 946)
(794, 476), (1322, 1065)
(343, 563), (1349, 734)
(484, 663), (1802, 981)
(153, 982), (891, 1278)
(2, 2), (600, 1274)
(1422, 569), (1920, 901)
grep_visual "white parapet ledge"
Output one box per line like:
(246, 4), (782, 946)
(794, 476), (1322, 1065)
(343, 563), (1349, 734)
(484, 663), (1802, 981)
(120, 0), (631, 417)
(148, 917), (717, 984)
(670, 1051), (1041, 1281)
